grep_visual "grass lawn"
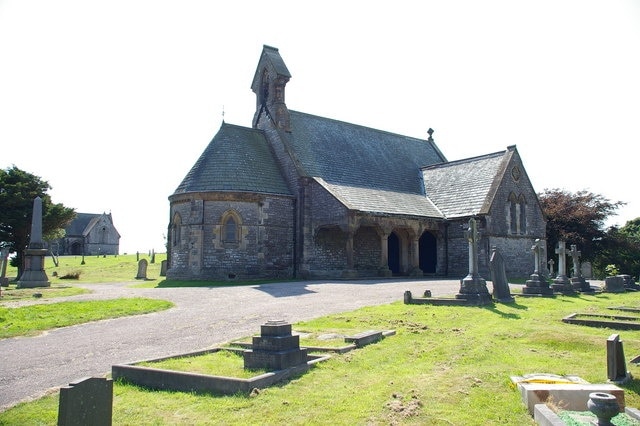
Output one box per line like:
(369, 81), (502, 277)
(2, 292), (640, 424)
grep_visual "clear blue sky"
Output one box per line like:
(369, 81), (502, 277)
(1, 1), (639, 254)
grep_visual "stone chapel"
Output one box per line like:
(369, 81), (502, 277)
(167, 45), (546, 281)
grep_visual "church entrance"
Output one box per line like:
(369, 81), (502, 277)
(387, 232), (401, 274)
(70, 241), (83, 255)
(419, 231), (437, 273)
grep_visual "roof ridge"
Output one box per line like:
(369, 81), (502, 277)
(422, 149), (507, 170)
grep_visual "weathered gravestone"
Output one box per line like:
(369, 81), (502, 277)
(58, 377), (113, 426)
(0, 247), (10, 287)
(523, 239), (553, 295)
(17, 197), (50, 288)
(607, 334), (632, 384)
(135, 259), (148, 280)
(489, 246), (514, 303)
(605, 275), (626, 293)
(160, 259), (167, 277)
(552, 241), (575, 294)
(569, 244), (591, 292)
(455, 218), (491, 305)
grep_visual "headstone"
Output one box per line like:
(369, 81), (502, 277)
(568, 244), (591, 292)
(607, 334), (632, 384)
(160, 259), (167, 277)
(547, 259), (555, 278)
(581, 261), (593, 279)
(604, 276), (625, 293)
(135, 259), (148, 280)
(243, 320), (308, 370)
(455, 218), (491, 304)
(523, 239), (553, 295)
(619, 274), (640, 291)
(489, 246), (514, 302)
(17, 197), (50, 288)
(551, 241), (575, 294)
(58, 377), (113, 426)
(0, 247), (10, 287)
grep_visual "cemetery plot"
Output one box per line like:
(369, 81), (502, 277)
(562, 312), (640, 330)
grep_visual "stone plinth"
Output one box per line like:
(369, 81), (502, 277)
(17, 248), (50, 288)
(552, 274), (575, 294)
(523, 273), (554, 295)
(455, 275), (492, 305)
(605, 276), (626, 293)
(244, 320), (308, 371)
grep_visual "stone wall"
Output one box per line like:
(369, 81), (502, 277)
(167, 192), (295, 280)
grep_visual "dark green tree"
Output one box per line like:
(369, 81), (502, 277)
(594, 219), (640, 279)
(0, 166), (76, 278)
(538, 189), (625, 268)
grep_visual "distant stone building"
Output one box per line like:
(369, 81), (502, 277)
(167, 45), (546, 281)
(55, 213), (120, 255)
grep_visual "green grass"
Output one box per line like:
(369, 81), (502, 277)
(0, 284), (88, 302)
(138, 350), (269, 379)
(0, 298), (173, 338)
(2, 293), (640, 424)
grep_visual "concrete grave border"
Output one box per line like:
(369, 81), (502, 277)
(562, 313), (640, 330)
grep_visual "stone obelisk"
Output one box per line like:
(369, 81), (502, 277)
(17, 196), (50, 288)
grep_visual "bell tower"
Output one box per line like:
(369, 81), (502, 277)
(251, 45), (291, 131)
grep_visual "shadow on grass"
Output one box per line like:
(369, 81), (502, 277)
(483, 303), (525, 319)
(621, 377), (640, 397)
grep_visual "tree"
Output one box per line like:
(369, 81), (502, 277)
(595, 219), (640, 279)
(0, 166), (76, 278)
(538, 189), (624, 266)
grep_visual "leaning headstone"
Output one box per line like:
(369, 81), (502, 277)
(455, 218), (491, 305)
(135, 259), (148, 280)
(489, 246), (514, 303)
(607, 334), (632, 384)
(568, 245), (591, 292)
(552, 241), (575, 294)
(17, 197), (50, 288)
(160, 259), (167, 277)
(523, 239), (553, 295)
(58, 377), (113, 426)
(0, 247), (10, 287)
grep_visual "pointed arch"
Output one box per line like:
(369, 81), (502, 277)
(221, 210), (243, 244)
(171, 212), (182, 247)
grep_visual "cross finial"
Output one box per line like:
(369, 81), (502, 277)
(222, 105), (225, 123)
(427, 128), (434, 141)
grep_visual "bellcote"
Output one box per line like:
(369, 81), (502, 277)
(251, 45), (291, 131)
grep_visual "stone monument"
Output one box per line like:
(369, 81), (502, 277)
(58, 377), (113, 426)
(523, 239), (553, 295)
(551, 241), (575, 294)
(17, 197), (50, 288)
(568, 244), (591, 292)
(455, 218), (492, 304)
(607, 334), (632, 384)
(489, 246), (514, 303)
(243, 320), (308, 370)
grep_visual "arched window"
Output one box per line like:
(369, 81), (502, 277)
(508, 193), (518, 234)
(221, 210), (242, 245)
(171, 213), (182, 247)
(518, 195), (527, 234)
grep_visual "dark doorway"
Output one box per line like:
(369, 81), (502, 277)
(388, 232), (401, 274)
(419, 232), (437, 273)
(71, 241), (83, 255)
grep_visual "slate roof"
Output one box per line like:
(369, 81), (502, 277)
(282, 110), (447, 217)
(173, 123), (292, 196)
(421, 150), (509, 218)
(65, 213), (119, 237)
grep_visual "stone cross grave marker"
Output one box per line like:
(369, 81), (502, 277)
(135, 259), (148, 280)
(57, 377), (113, 426)
(547, 259), (555, 278)
(569, 244), (581, 278)
(523, 239), (553, 295)
(456, 218), (491, 304)
(552, 240), (574, 294)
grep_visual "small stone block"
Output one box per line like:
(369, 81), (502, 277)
(344, 330), (383, 348)
(57, 377), (113, 426)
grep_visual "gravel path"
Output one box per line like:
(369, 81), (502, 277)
(0, 278), (461, 411)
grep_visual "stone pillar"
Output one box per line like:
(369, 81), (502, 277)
(378, 232), (392, 277)
(455, 218), (491, 304)
(341, 231), (357, 278)
(17, 197), (50, 288)
(552, 241), (575, 294)
(0, 247), (10, 287)
(408, 236), (422, 277)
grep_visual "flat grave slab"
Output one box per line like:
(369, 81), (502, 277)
(562, 312), (640, 330)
